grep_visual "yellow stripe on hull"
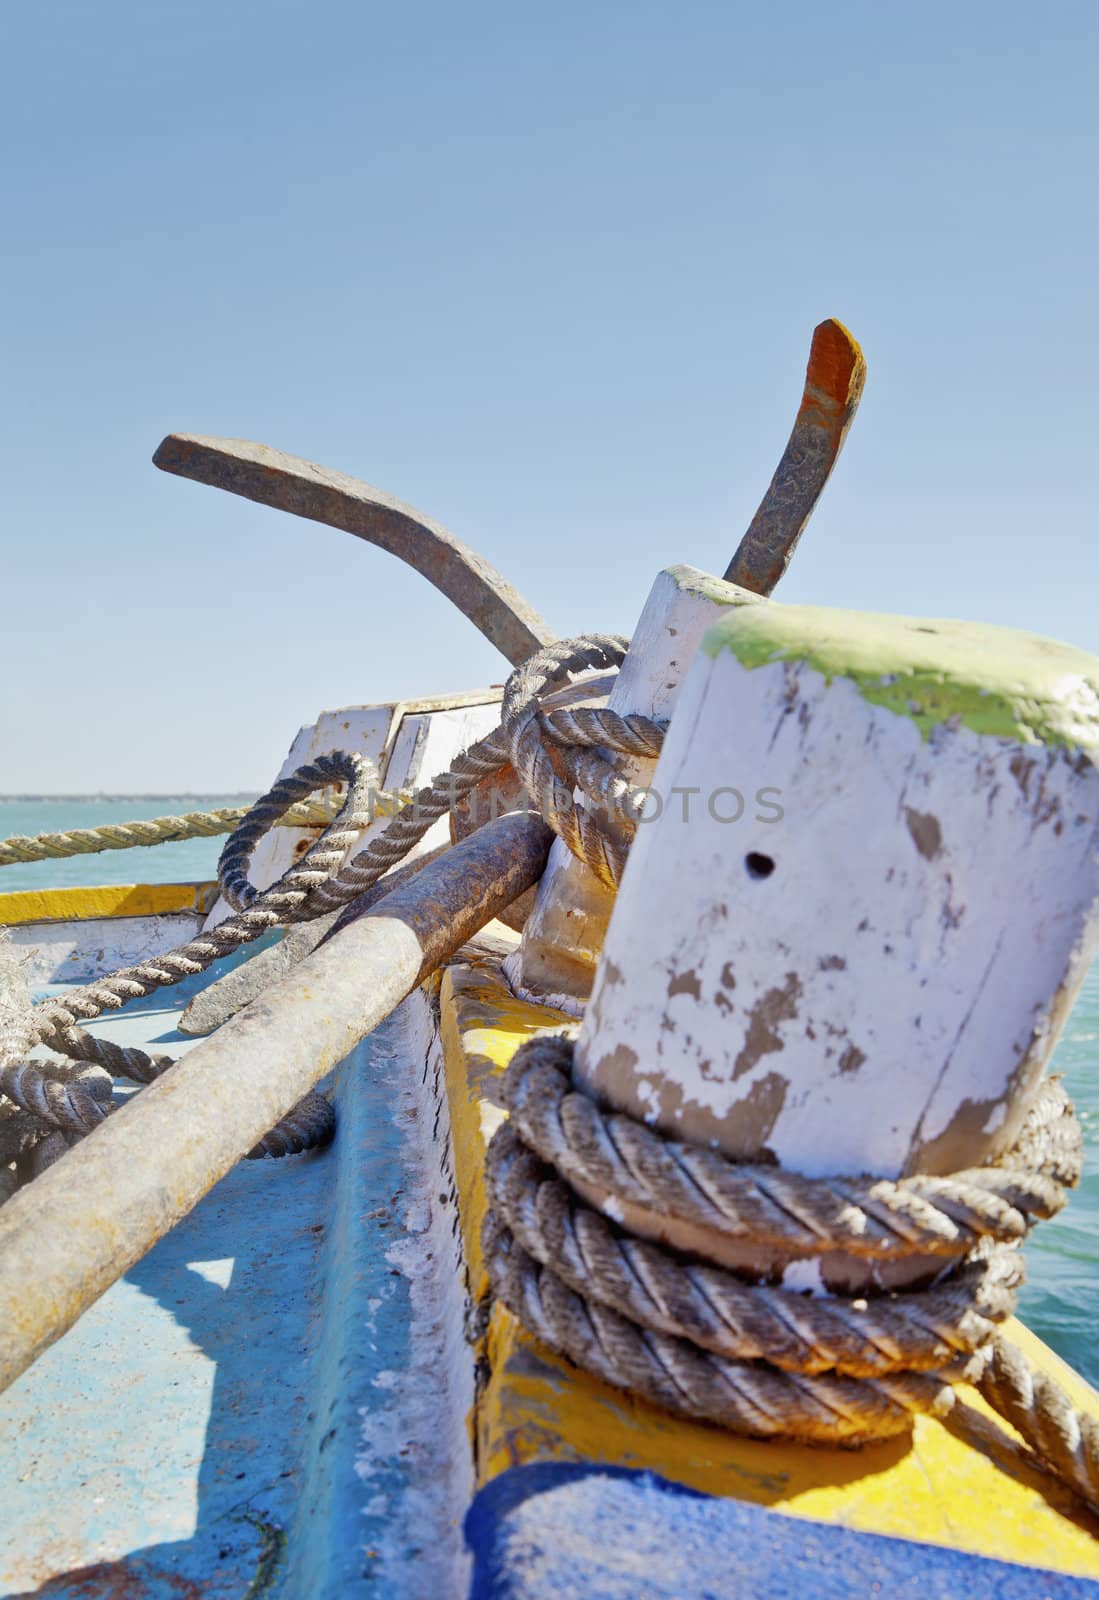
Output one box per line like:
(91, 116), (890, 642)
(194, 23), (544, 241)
(440, 960), (1099, 1579)
(0, 881), (217, 926)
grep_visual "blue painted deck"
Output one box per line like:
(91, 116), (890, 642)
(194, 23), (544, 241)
(0, 956), (470, 1597)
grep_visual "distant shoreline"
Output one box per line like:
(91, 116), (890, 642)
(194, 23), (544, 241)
(0, 794), (261, 804)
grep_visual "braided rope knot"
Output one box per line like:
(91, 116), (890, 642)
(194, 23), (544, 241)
(500, 635), (666, 889)
(483, 1032), (1099, 1510)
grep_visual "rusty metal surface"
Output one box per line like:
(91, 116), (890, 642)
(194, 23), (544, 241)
(723, 319), (866, 595)
(177, 844), (451, 1037)
(153, 434), (556, 667)
(0, 811), (552, 1397)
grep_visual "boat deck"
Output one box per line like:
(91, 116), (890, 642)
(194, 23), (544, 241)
(2, 958), (473, 1598)
(3, 931), (1099, 1597)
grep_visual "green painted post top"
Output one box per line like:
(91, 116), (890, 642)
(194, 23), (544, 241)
(702, 603), (1099, 750)
(663, 563), (763, 610)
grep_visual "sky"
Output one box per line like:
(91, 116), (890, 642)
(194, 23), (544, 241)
(1, 1), (1097, 792)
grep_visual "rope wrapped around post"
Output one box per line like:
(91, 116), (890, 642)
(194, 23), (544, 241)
(482, 1032), (1099, 1510)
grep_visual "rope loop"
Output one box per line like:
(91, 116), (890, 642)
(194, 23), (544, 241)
(217, 751), (377, 917)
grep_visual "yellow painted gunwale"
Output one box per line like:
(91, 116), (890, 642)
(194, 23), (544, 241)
(0, 882), (218, 926)
(440, 959), (1099, 1579)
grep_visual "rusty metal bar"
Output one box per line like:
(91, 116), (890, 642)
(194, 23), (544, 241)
(153, 434), (557, 668)
(724, 319), (866, 595)
(0, 811), (552, 1394)
(177, 843), (451, 1037)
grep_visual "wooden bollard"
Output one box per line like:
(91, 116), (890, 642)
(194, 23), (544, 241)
(575, 602), (1099, 1286)
(519, 564), (759, 998)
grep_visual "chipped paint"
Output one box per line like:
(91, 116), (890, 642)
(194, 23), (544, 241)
(577, 627), (1099, 1188)
(4, 910), (213, 988)
(520, 565), (760, 1000)
(345, 1004), (475, 1599)
(905, 807), (943, 861)
(439, 962), (577, 1299)
(0, 881), (216, 926)
(732, 974), (802, 1081)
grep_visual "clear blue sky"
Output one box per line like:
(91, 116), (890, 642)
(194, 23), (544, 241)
(2, 1), (1096, 791)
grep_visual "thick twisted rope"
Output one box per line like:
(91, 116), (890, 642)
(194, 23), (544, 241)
(0, 798), (345, 868)
(497, 1038), (1077, 1262)
(484, 1033), (1099, 1510)
(0, 636), (656, 1194)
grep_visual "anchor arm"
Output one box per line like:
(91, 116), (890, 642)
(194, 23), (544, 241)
(724, 318), (866, 596)
(153, 433), (557, 667)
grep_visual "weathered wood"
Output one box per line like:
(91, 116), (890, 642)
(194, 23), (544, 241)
(519, 567), (760, 998)
(575, 603), (1099, 1287)
(201, 692), (504, 932)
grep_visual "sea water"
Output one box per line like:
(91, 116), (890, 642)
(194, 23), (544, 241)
(1, 797), (1096, 1385)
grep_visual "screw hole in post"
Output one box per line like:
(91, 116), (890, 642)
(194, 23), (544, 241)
(745, 852), (775, 880)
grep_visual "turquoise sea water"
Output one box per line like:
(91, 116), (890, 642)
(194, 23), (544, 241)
(1, 797), (1097, 1386)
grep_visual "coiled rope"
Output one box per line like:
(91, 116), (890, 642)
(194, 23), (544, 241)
(0, 636), (646, 1184)
(483, 1033), (1099, 1510)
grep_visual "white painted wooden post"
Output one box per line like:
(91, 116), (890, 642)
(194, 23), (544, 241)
(519, 565), (761, 998)
(575, 603), (1099, 1284)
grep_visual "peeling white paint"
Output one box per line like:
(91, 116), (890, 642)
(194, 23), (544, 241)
(501, 947), (585, 1018)
(8, 913), (204, 986)
(521, 565), (759, 998)
(578, 636), (1099, 1181)
(780, 1259), (826, 1296)
(635, 1077), (661, 1121)
(351, 998), (474, 1599)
